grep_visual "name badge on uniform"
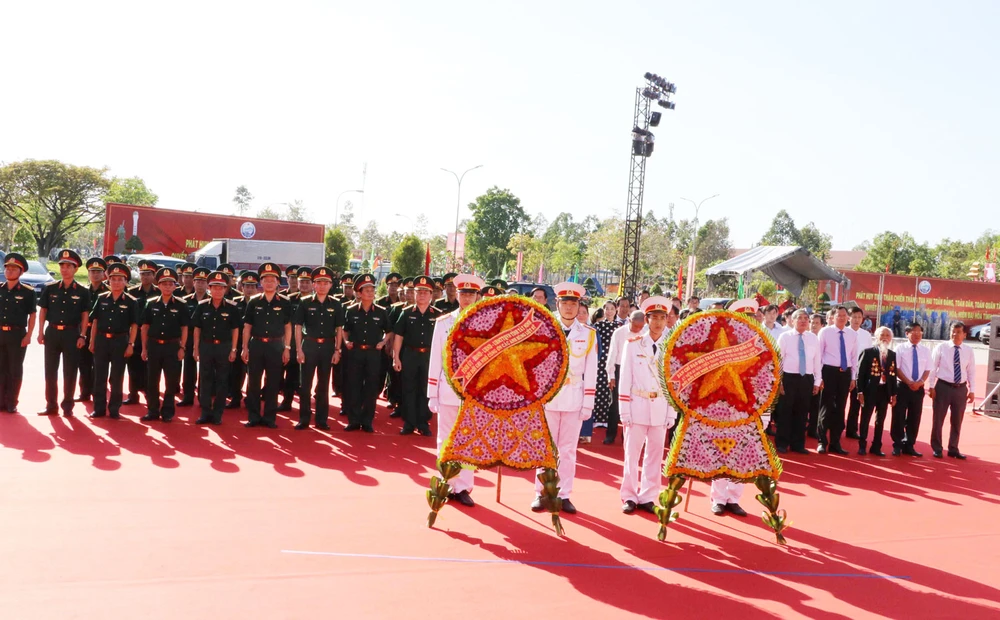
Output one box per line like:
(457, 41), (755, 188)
(14, 295), (23, 300)
(221, 312), (229, 317)
(118, 304), (128, 309)
(71, 295), (80, 300)
(273, 307), (281, 311)
(326, 308), (334, 312)
(170, 308), (178, 313)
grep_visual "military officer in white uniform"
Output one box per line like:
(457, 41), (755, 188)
(531, 282), (598, 515)
(618, 296), (676, 514)
(427, 274), (485, 508)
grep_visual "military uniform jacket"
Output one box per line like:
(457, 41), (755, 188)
(376, 294), (399, 309)
(393, 304), (441, 348)
(243, 293), (292, 338)
(293, 294), (343, 339)
(88, 282), (109, 299)
(89, 291), (139, 334)
(182, 292), (210, 319)
(39, 281), (91, 326)
(0, 281), (36, 327)
(427, 310), (461, 406)
(434, 298), (459, 314)
(547, 320), (598, 413)
(857, 346), (898, 396)
(343, 303), (389, 346)
(127, 283), (158, 303)
(618, 332), (675, 427)
(140, 295), (191, 339)
(193, 298), (241, 342)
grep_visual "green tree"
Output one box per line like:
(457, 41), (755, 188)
(124, 235), (144, 253)
(933, 238), (975, 279)
(760, 210), (800, 246)
(583, 276), (598, 297)
(465, 186), (529, 277)
(856, 232), (929, 274)
(798, 222), (832, 261)
(324, 227), (351, 272)
(104, 176), (159, 206)
(10, 225), (35, 255)
(392, 234), (425, 277)
(582, 216), (624, 278)
(0, 160), (112, 258)
(233, 185), (253, 216)
(650, 283), (663, 295)
(694, 218), (733, 268)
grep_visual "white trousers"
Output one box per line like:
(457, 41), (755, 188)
(710, 479), (744, 506)
(620, 423), (668, 504)
(437, 404), (474, 494)
(535, 409), (584, 499)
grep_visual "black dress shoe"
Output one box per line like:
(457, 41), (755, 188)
(76, 395), (91, 403)
(140, 413), (159, 422)
(857, 446), (867, 456)
(399, 426), (415, 435)
(361, 424), (374, 433)
(88, 412), (106, 419)
(389, 410), (402, 419)
(637, 502), (656, 514)
(277, 402), (293, 412)
(560, 499), (577, 514)
(831, 445), (850, 456)
(846, 432), (860, 440)
(294, 422), (309, 430)
(622, 500), (637, 514)
(892, 447), (902, 456)
(903, 447), (923, 457)
(225, 400), (241, 409)
(932, 450), (942, 458)
(871, 448), (886, 457)
(450, 490), (475, 507)
(177, 399), (195, 407)
(816, 444), (828, 454)
(417, 427), (433, 437)
(776, 446), (788, 454)
(726, 503), (748, 517)
(161, 416), (173, 423)
(711, 503), (726, 516)
(123, 396), (141, 405)
(109, 413), (121, 420)
(263, 421), (278, 429)
(211, 419), (223, 426)
(343, 423), (361, 432)
(602, 437), (616, 445)
(317, 423), (331, 431)
(195, 416), (212, 424)
(947, 451), (967, 460)
(791, 447), (810, 455)
(62, 411), (74, 417)
(530, 496), (545, 512)
(244, 420), (259, 428)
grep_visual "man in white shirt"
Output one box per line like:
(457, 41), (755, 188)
(603, 310), (646, 445)
(763, 304), (788, 339)
(807, 313), (826, 438)
(618, 296), (676, 514)
(927, 322), (976, 459)
(775, 309), (821, 454)
(817, 306), (858, 455)
(891, 322), (931, 457)
(846, 306), (874, 439)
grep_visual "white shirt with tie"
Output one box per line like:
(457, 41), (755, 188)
(928, 341), (976, 392)
(818, 325), (858, 375)
(895, 341), (931, 385)
(777, 329), (822, 387)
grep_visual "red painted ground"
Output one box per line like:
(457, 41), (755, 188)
(1, 345), (999, 619)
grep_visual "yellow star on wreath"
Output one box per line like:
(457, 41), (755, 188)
(685, 327), (760, 403)
(463, 310), (549, 393)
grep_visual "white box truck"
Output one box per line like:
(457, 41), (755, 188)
(192, 238), (326, 272)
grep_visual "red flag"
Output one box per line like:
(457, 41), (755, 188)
(424, 244), (431, 276)
(676, 265), (683, 295)
(537, 260), (544, 283)
(515, 251), (523, 281)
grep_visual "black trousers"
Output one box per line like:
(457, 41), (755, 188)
(246, 339), (284, 425)
(890, 387), (924, 450)
(92, 334), (128, 416)
(606, 364), (622, 441)
(0, 329), (27, 411)
(400, 347), (431, 432)
(229, 338), (246, 404)
(345, 347), (381, 426)
(807, 391), (821, 437)
(299, 339), (335, 426)
(817, 365), (852, 448)
(182, 338), (198, 402)
(846, 387), (862, 436)
(931, 381), (967, 454)
(126, 336), (146, 398)
(776, 373), (813, 451)
(146, 341), (182, 419)
(199, 342), (232, 422)
(280, 340), (299, 404)
(332, 342), (347, 397)
(78, 336), (94, 399)
(44, 326), (82, 413)
(859, 386), (891, 450)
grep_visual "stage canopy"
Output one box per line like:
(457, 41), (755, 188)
(705, 245), (849, 297)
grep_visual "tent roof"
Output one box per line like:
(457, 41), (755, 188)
(705, 245), (849, 297)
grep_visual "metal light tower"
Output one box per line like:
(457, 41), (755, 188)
(619, 72), (676, 299)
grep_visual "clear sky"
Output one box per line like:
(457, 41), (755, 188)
(3, 1), (997, 250)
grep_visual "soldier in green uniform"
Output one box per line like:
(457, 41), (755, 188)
(139, 267), (190, 423)
(385, 276), (414, 417)
(77, 257), (108, 403)
(218, 264), (239, 300)
(283, 265), (300, 296)
(331, 272), (355, 400)
(37, 249), (91, 416)
(125, 259), (158, 405)
(279, 266), (312, 411)
(433, 272), (459, 313)
(376, 272), (403, 413)
(0, 253), (37, 414)
(179, 267), (210, 407)
(227, 270), (257, 409)
(293, 266), (343, 430)
(241, 262), (292, 428)
(342, 273), (391, 432)
(393, 275), (441, 436)
(179, 262), (197, 297)
(192, 271), (241, 425)
(87, 263), (138, 419)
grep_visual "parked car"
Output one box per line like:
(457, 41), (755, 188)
(21, 260), (56, 296)
(981, 324), (992, 346)
(505, 281), (556, 310)
(125, 253), (189, 272)
(699, 297), (733, 310)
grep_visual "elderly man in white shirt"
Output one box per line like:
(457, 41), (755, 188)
(775, 309), (822, 454)
(846, 306), (874, 439)
(603, 310), (646, 445)
(816, 305), (858, 455)
(891, 322), (931, 457)
(927, 321), (976, 459)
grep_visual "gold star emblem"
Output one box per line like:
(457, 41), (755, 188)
(462, 310), (549, 394)
(685, 327), (760, 403)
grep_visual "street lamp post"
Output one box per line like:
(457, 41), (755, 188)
(441, 165), (482, 270)
(394, 213), (414, 229)
(679, 194), (719, 299)
(334, 189), (364, 227)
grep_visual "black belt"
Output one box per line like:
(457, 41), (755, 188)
(50, 324), (79, 330)
(782, 371), (813, 378)
(936, 379), (963, 388)
(0, 325), (24, 331)
(306, 336), (334, 343)
(355, 344), (374, 350)
(256, 337), (283, 343)
(406, 345), (430, 353)
(823, 364), (850, 372)
(153, 338), (180, 344)
(204, 339), (226, 345)
(103, 332), (127, 338)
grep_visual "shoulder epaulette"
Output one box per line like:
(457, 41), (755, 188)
(20, 282), (34, 291)
(627, 335), (643, 343)
(429, 306), (442, 313)
(97, 290), (112, 299)
(225, 298), (237, 306)
(198, 298), (211, 305)
(581, 323), (596, 331)
(374, 302), (386, 311)
(148, 295), (161, 303)
(278, 293), (290, 301)
(301, 294), (315, 302)
(124, 292), (137, 301)
(436, 313), (453, 322)
(391, 300), (406, 308)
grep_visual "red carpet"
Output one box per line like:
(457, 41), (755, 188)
(2, 345), (999, 619)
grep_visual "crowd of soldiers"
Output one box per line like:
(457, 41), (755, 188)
(0, 249), (509, 439)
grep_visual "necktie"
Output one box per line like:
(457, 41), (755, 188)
(953, 346), (961, 383)
(798, 333), (806, 376)
(911, 346), (919, 382)
(838, 330), (847, 371)
(652, 343), (658, 356)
